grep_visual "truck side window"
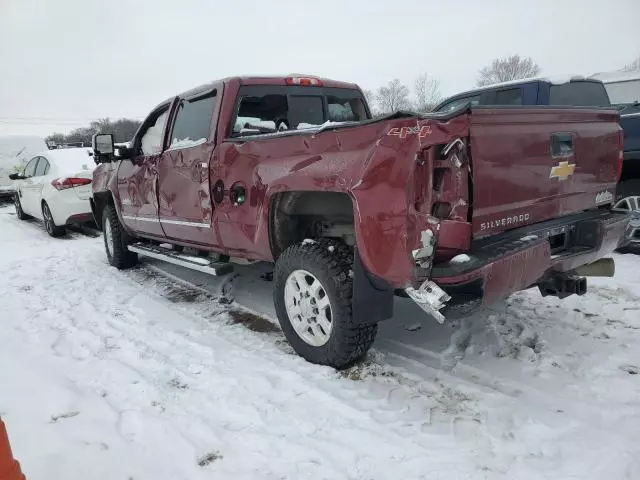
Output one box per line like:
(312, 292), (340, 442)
(436, 95), (480, 112)
(169, 92), (216, 149)
(23, 157), (39, 177)
(327, 95), (367, 121)
(34, 157), (49, 176)
(492, 88), (523, 105)
(140, 109), (169, 156)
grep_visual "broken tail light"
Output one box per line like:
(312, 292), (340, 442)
(51, 178), (92, 190)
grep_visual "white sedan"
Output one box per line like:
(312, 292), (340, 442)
(10, 147), (95, 237)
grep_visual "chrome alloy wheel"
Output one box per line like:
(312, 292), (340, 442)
(284, 269), (333, 347)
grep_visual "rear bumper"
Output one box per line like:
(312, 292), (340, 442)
(428, 209), (632, 311)
(47, 191), (92, 226)
(65, 212), (94, 225)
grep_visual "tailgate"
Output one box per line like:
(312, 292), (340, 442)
(469, 107), (622, 238)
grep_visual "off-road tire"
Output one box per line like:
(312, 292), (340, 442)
(102, 205), (138, 269)
(13, 194), (30, 220)
(42, 201), (65, 237)
(615, 179), (640, 254)
(273, 240), (378, 369)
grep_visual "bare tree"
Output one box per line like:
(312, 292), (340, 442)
(477, 55), (540, 87)
(46, 118), (141, 147)
(376, 79), (412, 114)
(414, 73), (442, 112)
(623, 56), (640, 71)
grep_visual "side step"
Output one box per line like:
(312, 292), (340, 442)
(128, 243), (234, 276)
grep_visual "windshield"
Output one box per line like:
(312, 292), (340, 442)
(603, 79), (640, 107)
(231, 86), (369, 137)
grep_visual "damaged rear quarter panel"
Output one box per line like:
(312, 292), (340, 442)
(221, 114), (471, 288)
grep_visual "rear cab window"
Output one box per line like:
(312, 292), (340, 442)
(549, 81), (610, 106)
(230, 86), (369, 137)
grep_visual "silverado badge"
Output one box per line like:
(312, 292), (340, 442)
(549, 161), (575, 181)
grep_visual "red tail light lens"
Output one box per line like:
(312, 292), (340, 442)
(51, 177), (92, 190)
(616, 129), (624, 181)
(285, 76), (322, 86)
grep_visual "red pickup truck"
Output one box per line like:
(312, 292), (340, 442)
(91, 75), (632, 368)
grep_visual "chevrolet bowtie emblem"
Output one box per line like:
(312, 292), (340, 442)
(550, 161), (575, 181)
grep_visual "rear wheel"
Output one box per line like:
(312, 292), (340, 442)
(273, 240), (377, 369)
(615, 179), (640, 253)
(102, 205), (138, 269)
(13, 194), (30, 220)
(42, 201), (65, 237)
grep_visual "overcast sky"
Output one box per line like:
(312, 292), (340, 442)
(0, 0), (638, 137)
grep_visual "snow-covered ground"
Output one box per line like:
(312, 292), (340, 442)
(1, 200), (640, 480)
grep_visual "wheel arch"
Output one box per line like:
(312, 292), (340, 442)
(268, 190), (356, 261)
(91, 191), (115, 231)
(268, 191), (394, 326)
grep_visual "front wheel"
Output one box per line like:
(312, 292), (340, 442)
(42, 201), (65, 237)
(273, 240), (377, 369)
(102, 205), (138, 269)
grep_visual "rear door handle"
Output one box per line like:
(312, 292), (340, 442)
(551, 132), (574, 157)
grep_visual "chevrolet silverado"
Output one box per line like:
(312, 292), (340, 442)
(91, 75), (632, 368)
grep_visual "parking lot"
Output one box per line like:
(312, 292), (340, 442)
(2, 199), (639, 479)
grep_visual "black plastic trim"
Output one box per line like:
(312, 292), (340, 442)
(352, 247), (394, 325)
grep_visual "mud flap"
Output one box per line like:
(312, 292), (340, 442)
(352, 248), (394, 325)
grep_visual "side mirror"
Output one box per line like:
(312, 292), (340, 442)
(8, 173), (24, 180)
(92, 133), (115, 156)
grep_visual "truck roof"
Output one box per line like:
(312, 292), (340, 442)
(435, 75), (604, 110)
(158, 75), (361, 109)
(468, 75), (593, 91)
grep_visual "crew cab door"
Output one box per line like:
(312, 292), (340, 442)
(157, 86), (220, 246)
(117, 103), (172, 236)
(29, 156), (51, 215)
(17, 157), (40, 216)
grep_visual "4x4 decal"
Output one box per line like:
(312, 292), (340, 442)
(387, 125), (432, 139)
